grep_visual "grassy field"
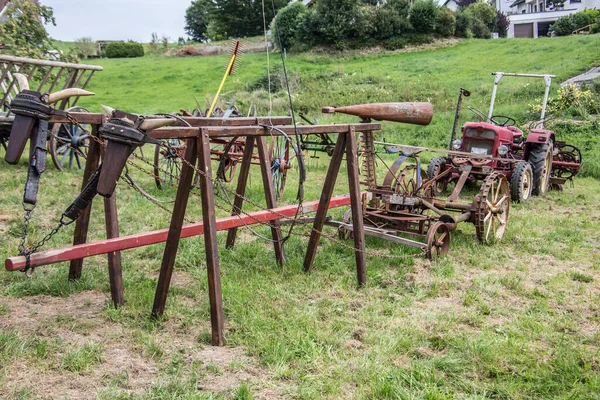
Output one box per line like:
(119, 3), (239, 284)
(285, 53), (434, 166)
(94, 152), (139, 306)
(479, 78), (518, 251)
(1, 36), (600, 399)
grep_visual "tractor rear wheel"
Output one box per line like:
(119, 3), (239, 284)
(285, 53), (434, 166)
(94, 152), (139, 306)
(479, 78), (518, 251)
(529, 141), (553, 196)
(426, 156), (448, 196)
(510, 161), (533, 203)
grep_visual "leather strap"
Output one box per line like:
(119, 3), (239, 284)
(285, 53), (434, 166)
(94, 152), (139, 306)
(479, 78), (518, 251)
(23, 120), (48, 205)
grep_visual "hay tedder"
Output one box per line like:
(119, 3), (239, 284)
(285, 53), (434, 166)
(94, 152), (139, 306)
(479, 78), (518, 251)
(427, 73), (582, 203)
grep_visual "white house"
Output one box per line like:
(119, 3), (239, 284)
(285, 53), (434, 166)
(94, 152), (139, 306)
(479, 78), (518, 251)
(505, 0), (600, 38)
(443, 0), (460, 11)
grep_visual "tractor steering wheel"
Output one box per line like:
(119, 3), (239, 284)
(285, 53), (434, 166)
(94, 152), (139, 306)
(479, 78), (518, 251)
(490, 115), (516, 127)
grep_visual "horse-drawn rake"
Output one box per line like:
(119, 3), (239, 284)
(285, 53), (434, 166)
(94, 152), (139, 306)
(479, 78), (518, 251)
(3, 71), (442, 345)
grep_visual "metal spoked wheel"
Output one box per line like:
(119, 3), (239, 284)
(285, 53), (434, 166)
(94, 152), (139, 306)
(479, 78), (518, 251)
(269, 135), (291, 200)
(154, 139), (185, 189)
(49, 106), (90, 171)
(473, 172), (510, 243)
(425, 221), (451, 260)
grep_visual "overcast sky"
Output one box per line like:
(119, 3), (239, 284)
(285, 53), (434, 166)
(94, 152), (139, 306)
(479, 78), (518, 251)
(43, 0), (191, 42)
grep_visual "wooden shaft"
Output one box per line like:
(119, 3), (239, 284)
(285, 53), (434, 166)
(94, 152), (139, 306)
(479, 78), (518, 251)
(256, 136), (286, 265)
(6, 195), (354, 271)
(152, 138), (198, 317)
(303, 133), (347, 272)
(345, 128), (367, 287)
(104, 191), (124, 307)
(69, 125), (101, 280)
(225, 136), (255, 248)
(197, 130), (226, 346)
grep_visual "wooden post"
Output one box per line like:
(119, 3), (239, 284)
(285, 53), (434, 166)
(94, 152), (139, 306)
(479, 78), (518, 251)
(256, 136), (286, 265)
(69, 125), (101, 280)
(225, 136), (255, 249)
(197, 129), (225, 346)
(345, 127), (367, 287)
(104, 191), (124, 307)
(152, 138), (198, 317)
(303, 133), (347, 271)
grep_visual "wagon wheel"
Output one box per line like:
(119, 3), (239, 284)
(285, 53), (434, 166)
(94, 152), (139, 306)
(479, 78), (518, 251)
(269, 135), (291, 200)
(154, 139), (185, 189)
(425, 221), (450, 260)
(49, 106), (90, 171)
(384, 165), (428, 196)
(473, 172), (510, 243)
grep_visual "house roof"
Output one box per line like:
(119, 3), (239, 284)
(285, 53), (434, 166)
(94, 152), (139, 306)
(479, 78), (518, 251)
(443, 0), (459, 5)
(510, 0), (525, 7)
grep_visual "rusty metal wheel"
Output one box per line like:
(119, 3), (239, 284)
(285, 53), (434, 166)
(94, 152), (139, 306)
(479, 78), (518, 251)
(49, 106), (90, 171)
(473, 172), (510, 243)
(425, 221), (450, 260)
(154, 139), (185, 189)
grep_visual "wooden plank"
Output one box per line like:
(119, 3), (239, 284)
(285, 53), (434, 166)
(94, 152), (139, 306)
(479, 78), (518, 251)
(256, 136), (286, 265)
(303, 133), (347, 272)
(197, 130), (225, 346)
(7, 196), (353, 271)
(104, 191), (124, 307)
(147, 123), (382, 140)
(225, 137), (255, 248)
(151, 138), (198, 317)
(345, 128), (367, 287)
(68, 125), (101, 280)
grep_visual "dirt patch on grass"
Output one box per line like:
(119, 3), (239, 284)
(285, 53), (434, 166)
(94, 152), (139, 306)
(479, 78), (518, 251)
(0, 291), (280, 399)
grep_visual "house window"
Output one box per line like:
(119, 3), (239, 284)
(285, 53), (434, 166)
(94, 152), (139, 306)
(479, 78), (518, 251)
(570, 0), (581, 3)
(534, 4), (537, 12)
(539, 2), (544, 11)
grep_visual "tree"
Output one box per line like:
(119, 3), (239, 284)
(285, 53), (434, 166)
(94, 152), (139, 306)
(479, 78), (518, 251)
(185, 0), (215, 42)
(213, 0), (288, 38)
(0, 0), (75, 61)
(409, 0), (439, 34)
(74, 37), (96, 59)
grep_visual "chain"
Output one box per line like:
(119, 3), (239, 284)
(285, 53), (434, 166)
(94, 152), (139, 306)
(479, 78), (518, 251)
(18, 201), (74, 276)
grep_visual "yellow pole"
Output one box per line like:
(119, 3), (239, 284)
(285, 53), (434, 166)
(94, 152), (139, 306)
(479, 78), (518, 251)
(207, 48), (238, 118)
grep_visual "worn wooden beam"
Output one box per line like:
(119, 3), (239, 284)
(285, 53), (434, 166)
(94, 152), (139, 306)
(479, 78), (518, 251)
(197, 129), (225, 346)
(152, 138), (198, 317)
(303, 133), (347, 272)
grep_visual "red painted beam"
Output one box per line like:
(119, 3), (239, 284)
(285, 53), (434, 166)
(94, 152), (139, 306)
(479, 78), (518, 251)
(5, 195), (353, 272)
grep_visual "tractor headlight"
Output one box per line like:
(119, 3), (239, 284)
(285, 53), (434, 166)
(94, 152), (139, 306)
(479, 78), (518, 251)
(452, 139), (462, 150)
(497, 145), (509, 156)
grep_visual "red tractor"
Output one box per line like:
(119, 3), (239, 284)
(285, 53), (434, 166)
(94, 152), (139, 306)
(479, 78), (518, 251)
(428, 72), (581, 202)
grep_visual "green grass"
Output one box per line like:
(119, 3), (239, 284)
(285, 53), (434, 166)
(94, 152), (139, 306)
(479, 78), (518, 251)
(1, 35), (600, 398)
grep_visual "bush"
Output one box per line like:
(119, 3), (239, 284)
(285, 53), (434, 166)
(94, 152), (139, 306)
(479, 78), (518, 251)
(294, 9), (321, 49)
(471, 21), (491, 39)
(436, 7), (456, 37)
(455, 9), (474, 38)
(271, 2), (307, 51)
(409, 0), (439, 34)
(105, 41), (144, 58)
(551, 10), (598, 36)
(315, 0), (362, 43)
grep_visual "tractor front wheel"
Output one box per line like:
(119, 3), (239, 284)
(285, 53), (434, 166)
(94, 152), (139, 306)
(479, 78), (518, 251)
(510, 161), (533, 203)
(529, 141), (553, 196)
(426, 156), (448, 196)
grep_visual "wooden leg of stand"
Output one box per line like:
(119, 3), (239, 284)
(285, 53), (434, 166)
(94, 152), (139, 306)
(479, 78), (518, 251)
(345, 128), (367, 287)
(104, 191), (124, 307)
(256, 136), (286, 265)
(225, 137), (255, 249)
(152, 138), (198, 317)
(198, 131), (225, 346)
(303, 133), (347, 272)
(69, 126), (101, 280)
